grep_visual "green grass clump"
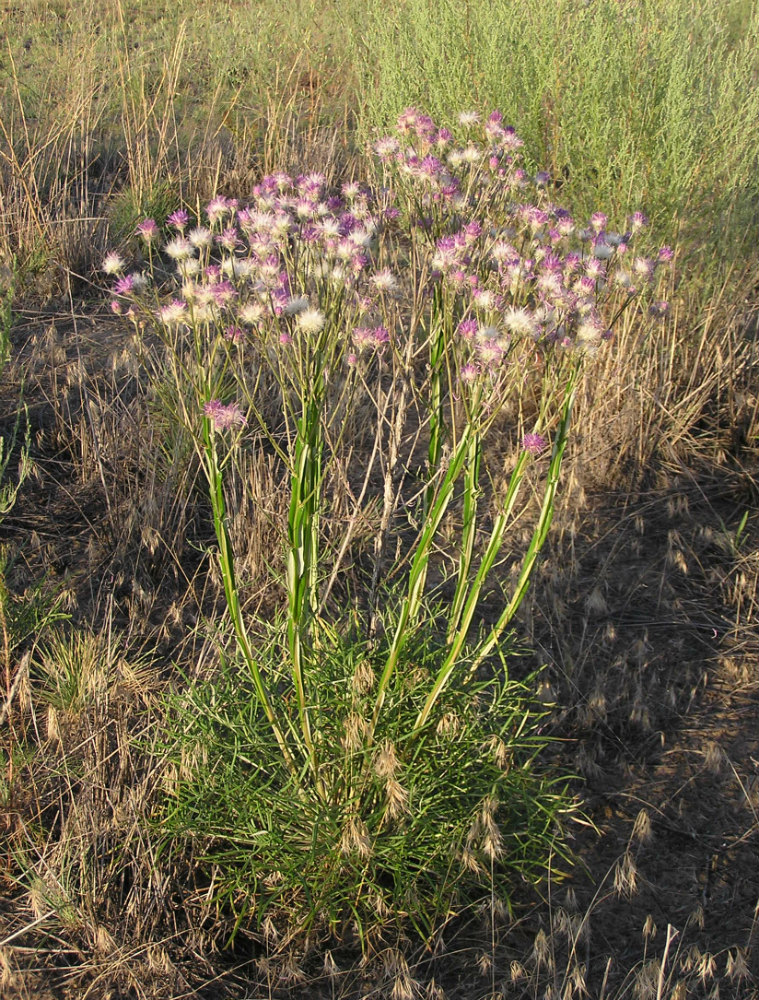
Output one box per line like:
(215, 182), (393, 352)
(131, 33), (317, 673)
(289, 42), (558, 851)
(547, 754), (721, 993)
(159, 614), (570, 942)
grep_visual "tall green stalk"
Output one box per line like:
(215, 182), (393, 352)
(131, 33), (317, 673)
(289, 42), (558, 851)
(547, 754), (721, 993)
(474, 373), (577, 671)
(200, 422), (298, 775)
(286, 394), (324, 795)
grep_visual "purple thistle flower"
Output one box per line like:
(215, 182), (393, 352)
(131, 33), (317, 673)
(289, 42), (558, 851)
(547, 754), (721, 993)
(113, 274), (135, 295)
(203, 399), (246, 431)
(397, 107), (421, 133)
(590, 212), (608, 233)
(657, 246), (674, 262)
(457, 319), (478, 340)
(501, 127), (524, 151)
(526, 206), (549, 231)
(206, 196), (238, 225)
(649, 300), (670, 318)
(592, 240), (613, 261)
(574, 275), (597, 297)
(349, 252), (368, 276)
(352, 326), (374, 352)
(475, 338), (504, 367)
(633, 256), (655, 280)
(629, 211), (648, 233)
(463, 220), (482, 243)
(164, 236), (194, 260)
(211, 281), (237, 307)
(216, 227), (240, 251)
(523, 433), (547, 455)
(158, 299), (188, 325)
(136, 218), (160, 242)
(413, 113), (437, 141)
(585, 257), (606, 279)
(224, 325), (244, 343)
(563, 251), (582, 274)
(167, 209), (190, 230)
(374, 136), (400, 160)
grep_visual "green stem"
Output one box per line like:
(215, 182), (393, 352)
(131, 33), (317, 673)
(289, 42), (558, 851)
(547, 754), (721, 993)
(414, 448), (529, 732)
(370, 421), (474, 735)
(473, 375), (577, 671)
(286, 405), (322, 788)
(201, 422), (298, 777)
(425, 286), (450, 516)
(446, 426), (482, 644)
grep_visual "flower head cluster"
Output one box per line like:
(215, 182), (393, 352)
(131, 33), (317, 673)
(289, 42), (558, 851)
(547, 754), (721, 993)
(105, 108), (671, 431)
(373, 108), (671, 373)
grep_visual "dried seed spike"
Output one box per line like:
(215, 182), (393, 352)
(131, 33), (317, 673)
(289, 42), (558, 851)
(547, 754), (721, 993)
(613, 852), (638, 899)
(533, 927), (550, 964)
(374, 739), (400, 778)
(425, 979), (446, 1000)
(632, 808), (653, 845)
(436, 711), (461, 737)
(476, 951), (492, 976)
(342, 711), (368, 751)
(352, 658), (375, 695)
(697, 951), (716, 984)
(564, 886), (579, 912)
(385, 777), (410, 818)
(585, 586), (607, 617)
(704, 741), (724, 774)
(725, 947), (749, 982)
(340, 816), (372, 859)
(261, 915), (279, 944)
(510, 960), (526, 982)
(642, 914), (657, 939)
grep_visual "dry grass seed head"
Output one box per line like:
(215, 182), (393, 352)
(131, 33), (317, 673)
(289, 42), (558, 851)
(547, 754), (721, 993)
(436, 711), (461, 738)
(340, 815), (371, 859)
(374, 739), (400, 778)
(483, 733), (511, 770)
(0, 949), (20, 993)
(725, 947), (750, 982)
(632, 808), (653, 845)
(703, 741), (726, 774)
(385, 777), (410, 819)
(614, 852), (638, 899)
(342, 711), (369, 752)
(352, 657), (375, 695)
(633, 959), (659, 1000)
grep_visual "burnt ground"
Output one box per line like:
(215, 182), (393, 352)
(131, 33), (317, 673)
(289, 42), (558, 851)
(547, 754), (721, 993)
(0, 306), (757, 999)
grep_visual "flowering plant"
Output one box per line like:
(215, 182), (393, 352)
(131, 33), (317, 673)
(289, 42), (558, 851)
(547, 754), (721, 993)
(107, 109), (669, 939)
